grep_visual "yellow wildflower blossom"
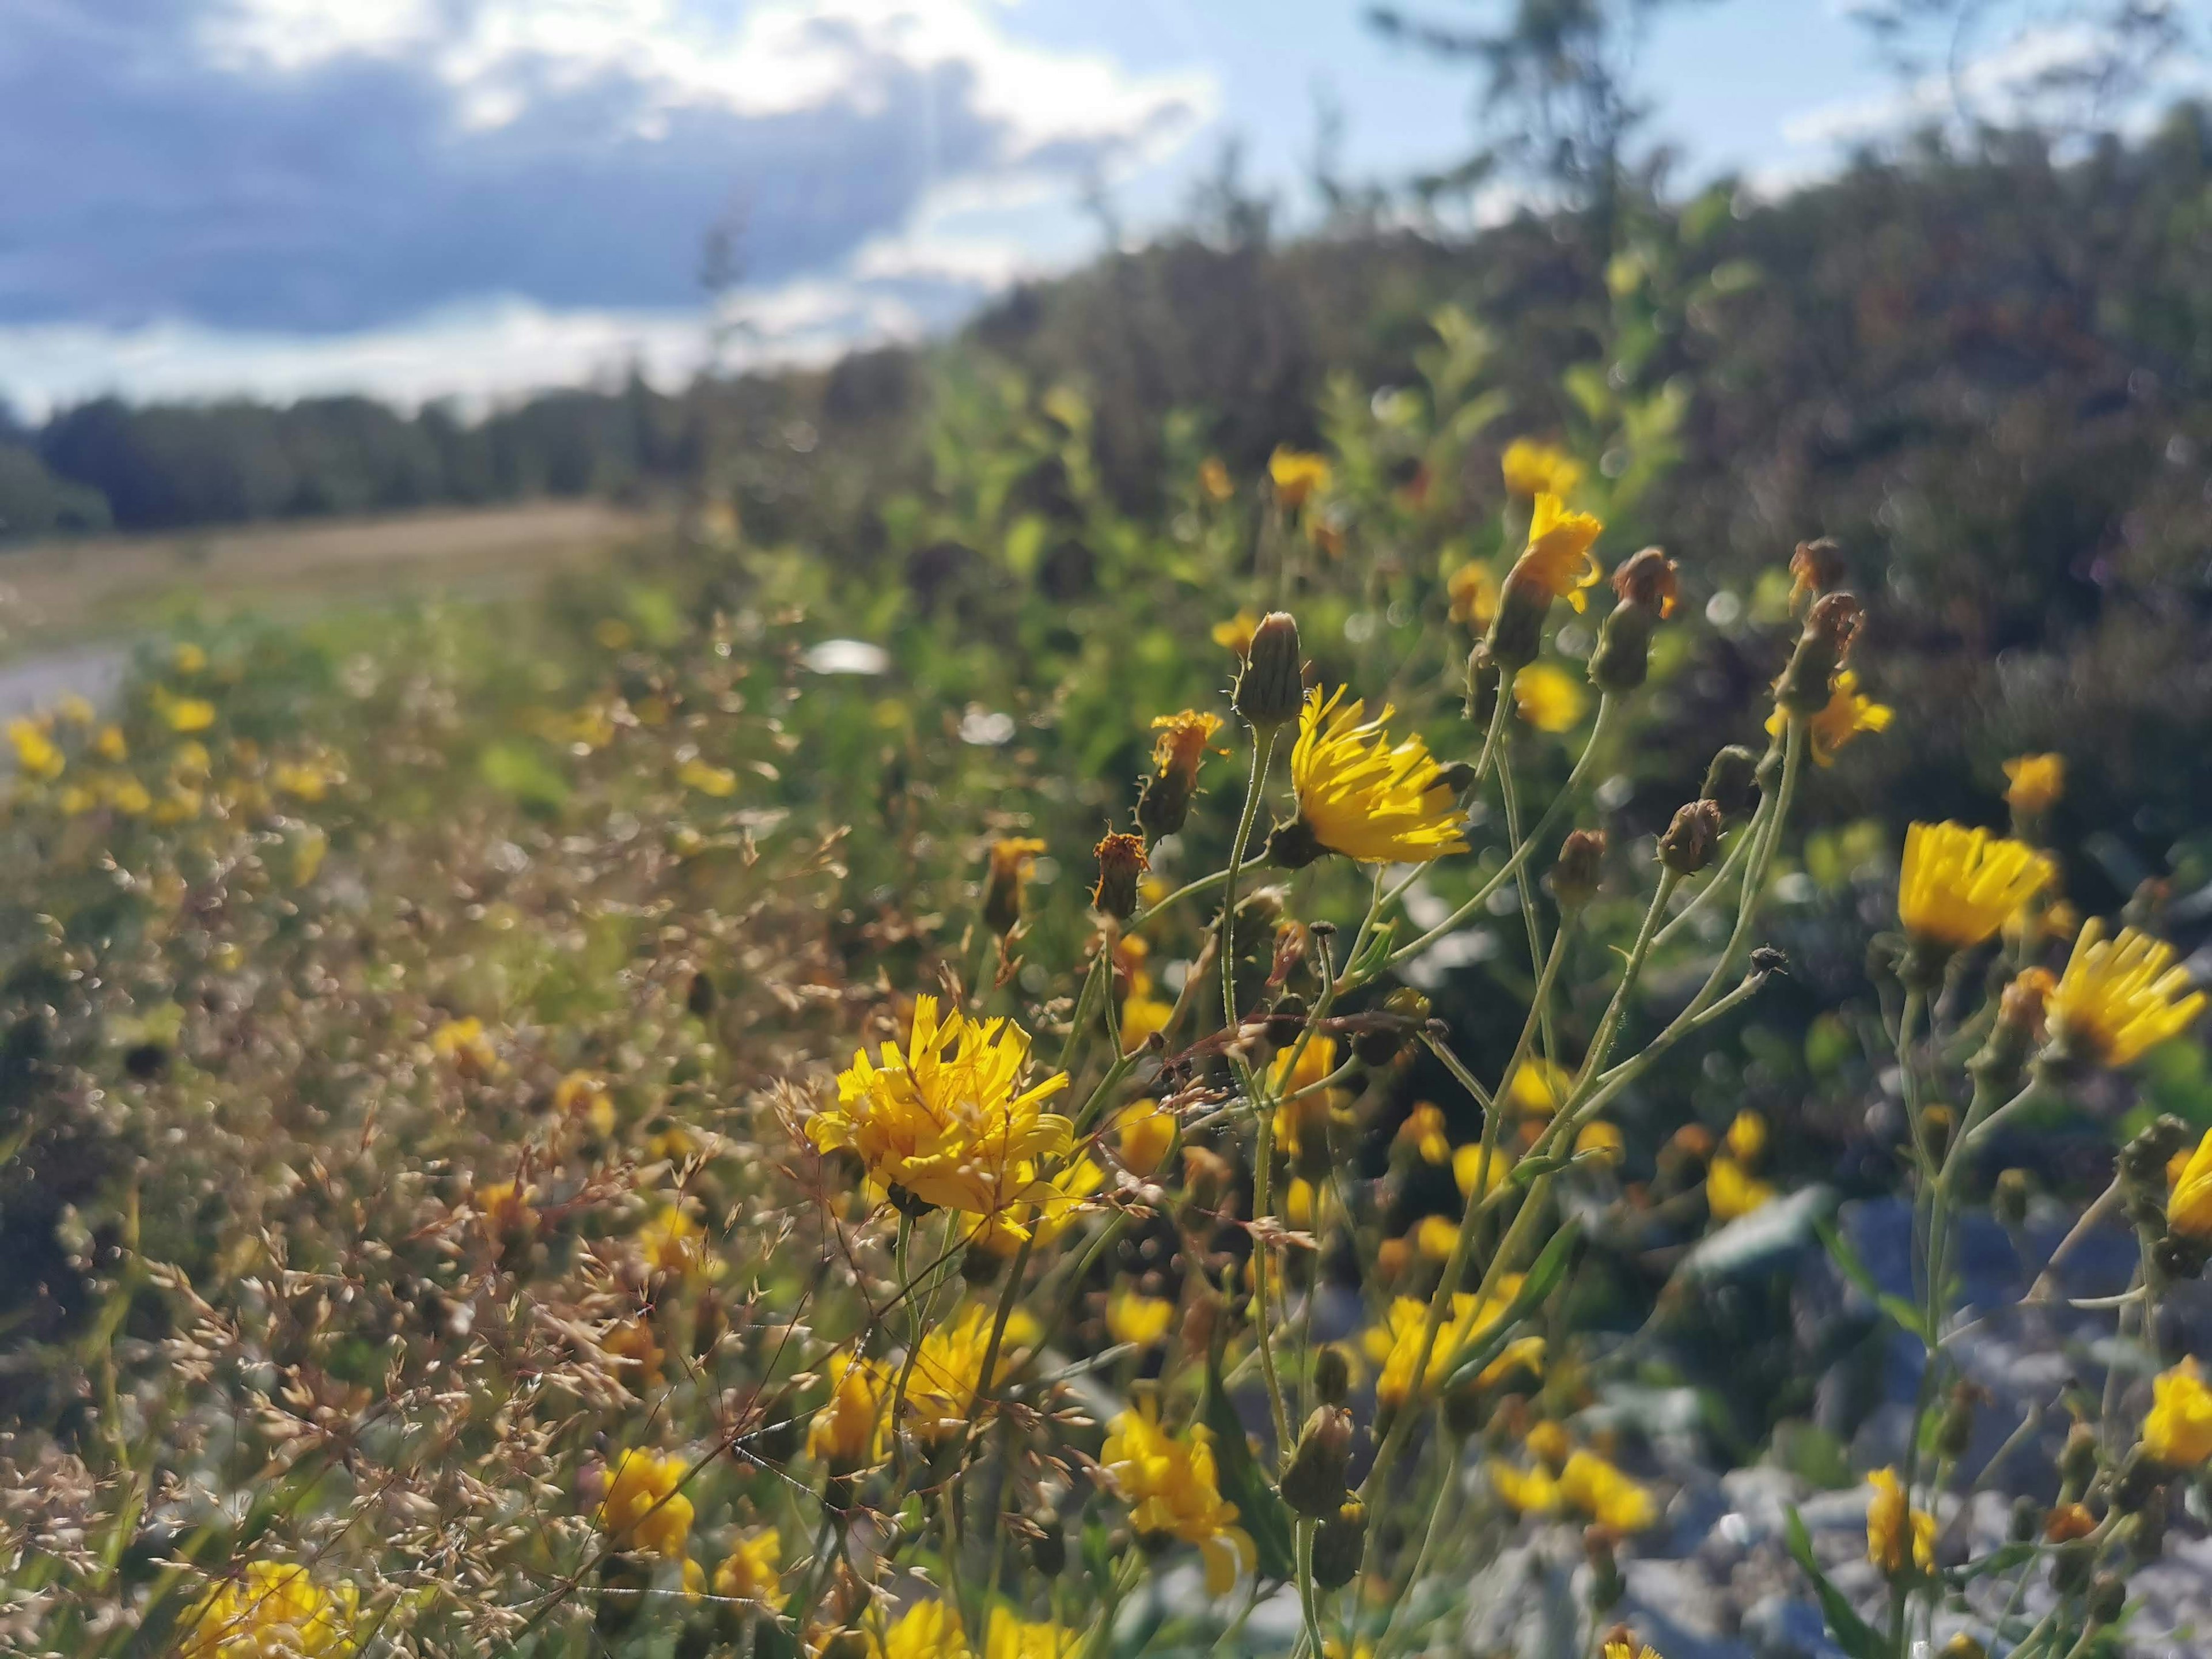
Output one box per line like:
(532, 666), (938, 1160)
(1768, 668), (1892, 765)
(679, 757), (737, 796)
(1707, 1156), (1775, 1221)
(156, 688), (218, 732)
(2047, 919), (2205, 1067)
(7, 718), (62, 779)
(1213, 610), (1260, 658)
(1107, 1290), (1176, 1349)
(173, 641), (208, 675)
(1121, 988), (1174, 1054)
(1270, 1034), (1344, 1164)
(2168, 1129), (2212, 1243)
(600, 1448), (695, 1560)
(1454, 1140), (1513, 1199)
(2003, 752), (2065, 817)
(1198, 457), (1234, 502)
(554, 1071), (616, 1137)
(1898, 821), (2051, 951)
(1396, 1103), (1452, 1165)
(94, 724), (127, 762)
(638, 1205), (709, 1278)
(1864, 1467), (1934, 1575)
(904, 1305), (1039, 1445)
(809, 1350), (890, 1471)
(1600, 1634), (1663, 1659)
(1575, 1121), (1626, 1164)
(1508, 1059), (1572, 1116)
(1112, 1099), (1176, 1176)
(713, 1528), (782, 1604)
(1501, 438), (1585, 501)
(971, 1157), (1103, 1257)
(1489, 1460), (1561, 1514)
(985, 1608), (1082, 1659)
(1514, 662), (1589, 733)
(2143, 1358), (2212, 1467)
(1268, 446), (1331, 509)
(1505, 493), (1604, 612)
(1415, 1215), (1460, 1260)
(430, 1016), (499, 1079)
(810, 996), (1073, 1226)
(1724, 1110), (1767, 1165)
(873, 1600), (969, 1659)
(1448, 562), (1499, 629)
(179, 1562), (358, 1658)
(1362, 1285), (1526, 1408)
(1100, 1398), (1256, 1595)
(1289, 688), (1468, 864)
(1559, 1450), (1658, 1532)
(1152, 709), (1225, 783)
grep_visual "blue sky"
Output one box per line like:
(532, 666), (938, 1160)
(0, 1), (2190, 415)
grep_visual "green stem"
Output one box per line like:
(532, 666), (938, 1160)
(1219, 726), (1281, 1032)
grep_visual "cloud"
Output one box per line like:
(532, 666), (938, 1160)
(0, 0), (1214, 336)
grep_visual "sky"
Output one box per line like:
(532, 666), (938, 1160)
(1, 0), (2201, 417)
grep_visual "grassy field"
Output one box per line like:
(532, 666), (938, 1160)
(0, 499), (654, 652)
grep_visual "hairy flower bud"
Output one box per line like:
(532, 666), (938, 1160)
(1588, 547), (1679, 692)
(1993, 1167), (2033, 1229)
(1937, 1381), (1984, 1461)
(1281, 1406), (1354, 1517)
(1660, 800), (1725, 877)
(1313, 1343), (1352, 1407)
(1312, 1499), (1367, 1589)
(1774, 592), (1863, 715)
(1701, 745), (1761, 821)
(1551, 828), (1608, 909)
(1092, 833), (1148, 920)
(1584, 1527), (1624, 1613)
(2089, 1571), (2127, 1626)
(2060, 1421), (2100, 1498)
(1789, 537), (1847, 609)
(1234, 612), (1305, 729)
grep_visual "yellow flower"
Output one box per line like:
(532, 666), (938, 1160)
(603, 1318), (664, 1389)
(1269, 446), (1332, 509)
(1513, 662), (1589, 733)
(810, 996), (1073, 1226)
(1415, 1214), (1460, 1260)
(174, 641), (209, 675)
(1120, 988), (1174, 1055)
(1213, 610), (1260, 657)
(1724, 1109), (1767, 1165)
(1488, 1459), (1560, 1514)
(1198, 457), (1234, 502)
(1505, 493), (1603, 612)
(1289, 688), (1468, 864)
(874, 1600), (971, 1659)
(1527, 1419), (1571, 1467)
(475, 1179), (536, 1238)
(1362, 1285), (1526, 1409)
(94, 724), (127, 762)
(2047, 919), (2205, 1067)
(1706, 1156), (1775, 1221)
(1897, 821), (2052, 951)
(1501, 438), (1585, 501)
(2143, 1358), (2212, 1467)
(713, 1528), (782, 1604)
(1574, 1121), (1625, 1164)
(600, 1448), (695, 1561)
(1107, 1290), (1176, 1349)
(1448, 562), (1499, 629)
(1600, 1635), (1663, 1659)
(154, 688), (218, 732)
(638, 1205), (710, 1278)
(1284, 1177), (1321, 1228)
(2003, 752), (2065, 817)
(7, 718), (62, 780)
(904, 1305), (1040, 1445)
(809, 1350), (890, 1471)
(1100, 1399), (1256, 1595)
(1152, 709), (1225, 783)
(1112, 1099), (1175, 1176)
(179, 1562), (359, 1658)
(1396, 1103), (1452, 1165)
(1453, 1140), (1513, 1199)
(2168, 1129), (2212, 1243)
(1270, 1034), (1344, 1163)
(555, 1070), (617, 1137)
(679, 757), (737, 796)
(1508, 1059), (1571, 1116)
(971, 1157), (1103, 1256)
(986, 1608), (1082, 1659)
(430, 1016), (500, 1079)
(1559, 1450), (1658, 1532)
(1768, 669), (1892, 765)
(1864, 1467), (1935, 1575)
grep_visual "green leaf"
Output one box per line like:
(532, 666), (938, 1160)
(1784, 1507), (1886, 1659)
(1815, 1218), (1881, 1303)
(1878, 1294), (1932, 1343)
(1200, 1350), (1296, 1581)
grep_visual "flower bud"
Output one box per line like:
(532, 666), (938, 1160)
(1312, 1499), (1367, 1589)
(2051, 1539), (2096, 1595)
(1092, 833), (1148, 920)
(1313, 1343), (1352, 1407)
(1355, 988), (1428, 1066)
(982, 837), (1046, 936)
(2060, 1422), (2100, 1498)
(1551, 828), (1607, 909)
(1464, 640), (1501, 722)
(1588, 548), (1678, 693)
(2008, 1497), (2041, 1543)
(1135, 767), (1193, 843)
(1921, 1105), (1955, 1165)
(1487, 582), (1550, 672)
(1972, 968), (2054, 1089)
(2122, 1115), (2194, 1231)
(1700, 745), (1761, 821)
(1936, 1381), (1984, 1461)
(1660, 800), (1725, 877)
(1940, 1636), (1987, 1659)
(2088, 1570), (2126, 1626)
(1266, 817), (1325, 869)
(817, 1631), (870, 1659)
(1583, 1527), (1624, 1613)
(2113, 1446), (2164, 1515)
(1281, 1406), (1354, 1517)
(2044, 1502), (2095, 1543)
(1774, 592), (1863, 715)
(2125, 1482), (2168, 1563)
(1234, 612), (1305, 729)
(1789, 537), (1847, 609)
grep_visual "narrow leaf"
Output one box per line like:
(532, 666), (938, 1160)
(1784, 1507), (1885, 1659)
